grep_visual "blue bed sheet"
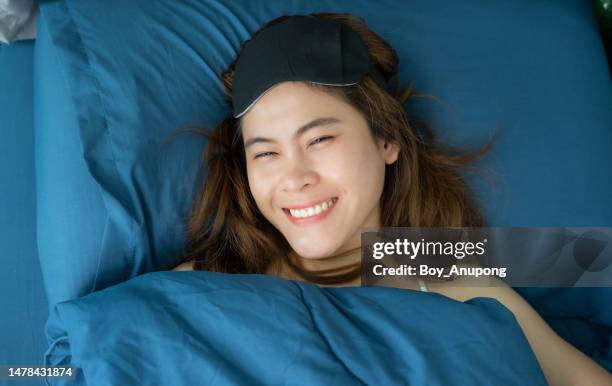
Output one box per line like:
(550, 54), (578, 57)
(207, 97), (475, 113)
(44, 271), (548, 386)
(0, 41), (49, 386)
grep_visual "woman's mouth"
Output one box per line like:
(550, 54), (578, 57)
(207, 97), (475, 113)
(283, 197), (338, 225)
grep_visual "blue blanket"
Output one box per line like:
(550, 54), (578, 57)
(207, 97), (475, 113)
(44, 271), (547, 385)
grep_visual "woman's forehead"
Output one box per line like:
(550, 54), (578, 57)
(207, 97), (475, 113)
(240, 82), (354, 135)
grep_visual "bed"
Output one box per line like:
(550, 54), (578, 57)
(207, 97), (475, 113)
(1, 0), (611, 385)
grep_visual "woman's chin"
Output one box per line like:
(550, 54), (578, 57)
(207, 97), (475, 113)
(290, 244), (339, 260)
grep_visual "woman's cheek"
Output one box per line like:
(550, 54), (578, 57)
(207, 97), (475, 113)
(249, 166), (280, 206)
(327, 147), (368, 183)
(247, 167), (266, 202)
(248, 160), (270, 183)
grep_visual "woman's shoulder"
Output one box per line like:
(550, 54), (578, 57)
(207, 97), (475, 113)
(172, 261), (196, 271)
(425, 259), (514, 303)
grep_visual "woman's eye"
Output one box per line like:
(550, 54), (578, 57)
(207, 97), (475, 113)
(253, 137), (333, 159)
(309, 136), (333, 146)
(254, 152), (275, 159)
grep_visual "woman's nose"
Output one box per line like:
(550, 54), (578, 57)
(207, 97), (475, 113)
(280, 159), (319, 192)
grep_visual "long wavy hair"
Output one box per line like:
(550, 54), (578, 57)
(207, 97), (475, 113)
(178, 12), (493, 285)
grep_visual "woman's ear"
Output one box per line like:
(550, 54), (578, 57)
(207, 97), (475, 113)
(381, 140), (400, 165)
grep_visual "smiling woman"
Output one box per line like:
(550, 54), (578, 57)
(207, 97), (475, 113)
(172, 13), (611, 385)
(180, 13), (488, 285)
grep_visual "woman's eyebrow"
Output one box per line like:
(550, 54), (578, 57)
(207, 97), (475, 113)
(244, 117), (340, 149)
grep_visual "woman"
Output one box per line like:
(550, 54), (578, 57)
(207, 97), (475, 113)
(174, 13), (611, 385)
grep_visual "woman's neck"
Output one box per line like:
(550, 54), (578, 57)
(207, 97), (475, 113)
(267, 246), (362, 287)
(295, 248), (361, 272)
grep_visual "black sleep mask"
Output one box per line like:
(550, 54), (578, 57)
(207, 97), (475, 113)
(232, 15), (389, 118)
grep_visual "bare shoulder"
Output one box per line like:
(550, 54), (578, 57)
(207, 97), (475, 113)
(427, 260), (612, 385)
(426, 259), (514, 303)
(172, 261), (195, 271)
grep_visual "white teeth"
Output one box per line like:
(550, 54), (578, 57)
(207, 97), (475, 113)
(288, 198), (335, 218)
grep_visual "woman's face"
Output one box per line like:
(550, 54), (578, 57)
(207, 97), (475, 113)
(241, 81), (399, 259)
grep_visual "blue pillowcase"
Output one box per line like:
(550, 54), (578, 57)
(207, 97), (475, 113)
(35, 0), (612, 317)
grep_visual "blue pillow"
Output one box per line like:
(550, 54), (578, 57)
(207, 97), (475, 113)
(35, 0), (612, 315)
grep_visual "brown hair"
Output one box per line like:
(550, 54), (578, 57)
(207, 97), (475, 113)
(179, 12), (492, 285)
